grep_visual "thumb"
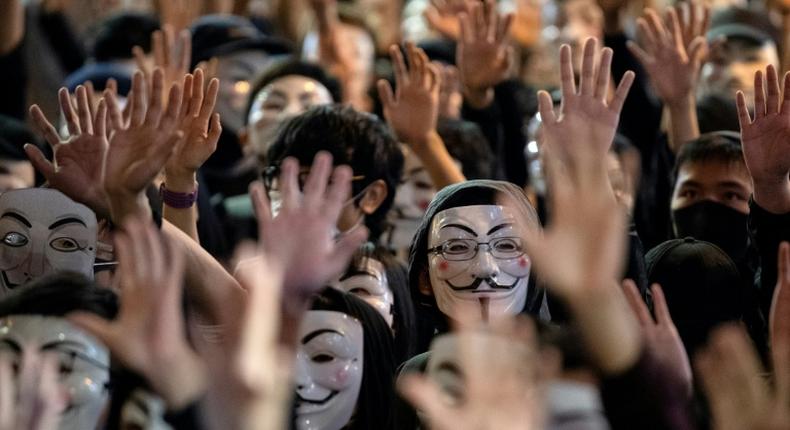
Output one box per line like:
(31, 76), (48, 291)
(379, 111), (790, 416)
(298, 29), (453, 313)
(24, 144), (56, 179)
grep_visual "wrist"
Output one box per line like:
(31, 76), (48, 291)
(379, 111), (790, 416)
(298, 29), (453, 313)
(164, 171), (198, 193)
(666, 94), (696, 111)
(108, 192), (151, 226)
(153, 352), (208, 411)
(463, 86), (494, 109)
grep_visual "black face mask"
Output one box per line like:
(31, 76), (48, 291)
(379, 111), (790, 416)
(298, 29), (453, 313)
(672, 200), (750, 261)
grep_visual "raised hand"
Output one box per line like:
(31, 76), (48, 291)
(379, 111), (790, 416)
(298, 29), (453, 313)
(133, 25), (192, 101)
(378, 43), (441, 145)
(165, 69), (222, 190)
(696, 325), (790, 430)
(737, 65), (790, 214)
(456, 0), (513, 107)
(248, 152), (368, 308)
(104, 69), (184, 224)
(627, 5), (708, 107)
(538, 38), (634, 159)
(424, 0), (473, 40)
(400, 318), (545, 430)
(68, 217), (207, 410)
(624, 281), (693, 396)
(0, 351), (66, 430)
(26, 85), (110, 217)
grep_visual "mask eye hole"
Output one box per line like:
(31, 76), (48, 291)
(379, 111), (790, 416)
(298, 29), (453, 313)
(50, 237), (81, 252)
(349, 287), (372, 297)
(2, 232), (28, 247)
(311, 354), (335, 363)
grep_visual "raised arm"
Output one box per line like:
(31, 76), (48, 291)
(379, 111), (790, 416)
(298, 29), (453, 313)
(378, 43), (466, 189)
(627, 3), (710, 153)
(0, 0), (24, 55)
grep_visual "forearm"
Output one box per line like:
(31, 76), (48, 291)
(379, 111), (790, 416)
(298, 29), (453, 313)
(163, 174), (200, 242)
(411, 131), (466, 189)
(108, 192), (153, 227)
(0, 0), (24, 55)
(666, 96), (699, 154)
(565, 286), (643, 375)
(163, 221), (244, 325)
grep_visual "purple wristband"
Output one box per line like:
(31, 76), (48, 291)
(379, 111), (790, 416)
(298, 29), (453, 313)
(160, 183), (198, 209)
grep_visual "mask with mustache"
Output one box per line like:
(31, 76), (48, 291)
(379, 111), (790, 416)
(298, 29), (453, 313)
(428, 205), (531, 322)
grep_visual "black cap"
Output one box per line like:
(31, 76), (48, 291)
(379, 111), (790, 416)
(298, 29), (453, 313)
(645, 238), (743, 354)
(92, 12), (161, 61)
(190, 15), (293, 66)
(707, 7), (779, 46)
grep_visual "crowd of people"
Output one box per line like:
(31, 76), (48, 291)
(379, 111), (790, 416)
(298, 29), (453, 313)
(1, 0), (790, 428)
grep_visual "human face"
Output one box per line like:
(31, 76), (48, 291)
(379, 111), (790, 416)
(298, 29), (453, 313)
(247, 75), (334, 159)
(0, 315), (110, 430)
(0, 189), (97, 294)
(394, 146), (437, 220)
(216, 50), (279, 134)
(700, 41), (779, 102)
(427, 205), (531, 322)
(332, 258), (394, 328)
(671, 160), (752, 214)
(295, 311), (364, 430)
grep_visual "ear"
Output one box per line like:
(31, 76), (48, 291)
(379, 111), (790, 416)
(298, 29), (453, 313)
(418, 269), (433, 296)
(358, 179), (388, 215)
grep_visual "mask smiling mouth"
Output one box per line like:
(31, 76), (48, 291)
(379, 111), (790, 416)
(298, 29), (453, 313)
(445, 277), (520, 292)
(296, 390), (338, 406)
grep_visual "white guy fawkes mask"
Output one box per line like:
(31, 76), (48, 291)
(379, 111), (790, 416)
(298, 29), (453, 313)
(331, 258), (394, 328)
(0, 189), (98, 294)
(295, 311), (364, 430)
(0, 315), (110, 429)
(427, 205), (531, 322)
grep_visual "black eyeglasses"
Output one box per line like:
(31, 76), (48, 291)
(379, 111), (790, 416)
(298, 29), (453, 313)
(262, 164), (366, 192)
(428, 237), (524, 261)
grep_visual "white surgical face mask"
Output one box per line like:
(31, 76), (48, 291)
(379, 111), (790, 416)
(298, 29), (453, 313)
(0, 315), (110, 430)
(0, 189), (98, 295)
(295, 311), (364, 430)
(427, 205), (531, 322)
(331, 258), (395, 328)
(269, 184), (368, 240)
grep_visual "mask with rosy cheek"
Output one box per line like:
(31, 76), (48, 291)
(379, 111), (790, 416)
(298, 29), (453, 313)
(427, 205), (531, 322)
(331, 258), (394, 328)
(295, 311), (364, 430)
(0, 316), (110, 429)
(0, 189), (98, 295)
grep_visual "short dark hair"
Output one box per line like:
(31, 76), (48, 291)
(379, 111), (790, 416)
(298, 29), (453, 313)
(266, 105), (404, 240)
(244, 60), (343, 123)
(0, 272), (118, 319)
(310, 287), (396, 430)
(92, 12), (160, 62)
(674, 131), (746, 179)
(437, 119), (493, 179)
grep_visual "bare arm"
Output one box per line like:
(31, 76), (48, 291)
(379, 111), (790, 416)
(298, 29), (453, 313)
(0, 0), (24, 55)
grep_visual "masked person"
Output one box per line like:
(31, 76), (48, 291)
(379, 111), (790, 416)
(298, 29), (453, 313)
(265, 105), (403, 242)
(0, 273), (116, 429)
(0, 188), (98, 295)
(331, 244), (416, 365)
(407, 180), (549, 353)
(296, 287), (395, 430)
(670, 132), (755, 271)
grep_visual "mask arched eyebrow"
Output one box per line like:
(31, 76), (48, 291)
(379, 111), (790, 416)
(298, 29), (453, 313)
(440, 224), (477, 237)
(49, 218), (87, 230)
(0, 338), (21, 352)
(487, 223), (513, 236)
(301, 329), (343, 345)
(1, 212), (31, 228)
